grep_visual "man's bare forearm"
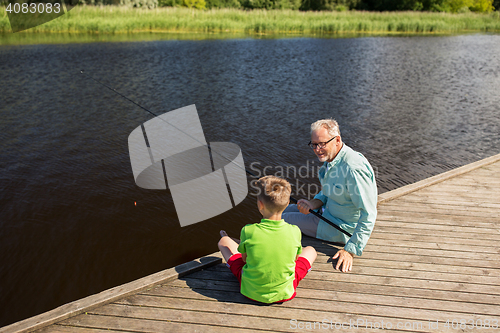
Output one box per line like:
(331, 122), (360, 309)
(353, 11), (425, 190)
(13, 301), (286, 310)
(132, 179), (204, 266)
(309, 199), (324, 211)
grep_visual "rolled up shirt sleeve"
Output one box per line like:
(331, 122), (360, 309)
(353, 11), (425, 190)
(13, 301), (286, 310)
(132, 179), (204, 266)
(343, 167), (378, 256)
(313, 191), (328, 206)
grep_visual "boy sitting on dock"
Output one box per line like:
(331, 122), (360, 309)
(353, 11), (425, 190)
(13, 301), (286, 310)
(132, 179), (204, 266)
(218, 176), (317, 303)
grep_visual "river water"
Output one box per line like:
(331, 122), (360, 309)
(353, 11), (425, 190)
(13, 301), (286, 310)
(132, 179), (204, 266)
(1, 34), (499, 327)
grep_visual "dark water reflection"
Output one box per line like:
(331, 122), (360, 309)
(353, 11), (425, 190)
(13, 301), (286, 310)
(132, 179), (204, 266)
(1, 35), (500, 326)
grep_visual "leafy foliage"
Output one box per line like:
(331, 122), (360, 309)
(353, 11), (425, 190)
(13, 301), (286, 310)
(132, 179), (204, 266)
(205, 0), (241, 8)
(120, 0), (158, 8)
(355, 0), (495, 11)
(183, 0), (206, 8)
(300, 0), (360, 11)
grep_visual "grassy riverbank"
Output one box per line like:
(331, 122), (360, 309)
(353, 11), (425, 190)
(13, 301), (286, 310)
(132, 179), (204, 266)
(1, 7), (500, 37)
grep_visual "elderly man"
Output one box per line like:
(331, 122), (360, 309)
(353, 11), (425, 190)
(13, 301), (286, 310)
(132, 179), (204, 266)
(283, 119), (377, 272)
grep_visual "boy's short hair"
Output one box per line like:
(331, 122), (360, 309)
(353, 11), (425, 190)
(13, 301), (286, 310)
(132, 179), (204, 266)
(254, 176), (291, 213)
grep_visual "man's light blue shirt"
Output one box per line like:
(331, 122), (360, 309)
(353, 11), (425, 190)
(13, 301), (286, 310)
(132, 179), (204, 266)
(313, 144), (377, 256)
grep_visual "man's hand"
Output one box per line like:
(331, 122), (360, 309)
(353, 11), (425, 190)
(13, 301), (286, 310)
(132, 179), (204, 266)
(297, 199), (313, 214)
(297, 198), (323, 215)
(332, 249), (353, 272)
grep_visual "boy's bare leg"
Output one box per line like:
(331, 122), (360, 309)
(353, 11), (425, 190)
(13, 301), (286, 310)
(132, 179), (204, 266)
(220, 230), (240, 244)
(298, 246), (317, 266)
(218, 230), (240, 262)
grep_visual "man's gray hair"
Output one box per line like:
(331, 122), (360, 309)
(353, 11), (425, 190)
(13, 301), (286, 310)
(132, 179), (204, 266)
(311, 118), (341, 138)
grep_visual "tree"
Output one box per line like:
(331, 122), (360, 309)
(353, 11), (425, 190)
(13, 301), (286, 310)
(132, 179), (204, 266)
(469, 0), (494, 11)
(441, 0), (494, 12)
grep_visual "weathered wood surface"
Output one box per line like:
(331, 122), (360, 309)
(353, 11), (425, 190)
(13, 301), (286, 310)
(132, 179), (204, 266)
(2, 153), (500, 333)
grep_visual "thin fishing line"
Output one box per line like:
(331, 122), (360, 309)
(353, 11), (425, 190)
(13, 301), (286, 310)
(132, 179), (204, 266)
(80, 70), (248, 174)
(80, 70), (352, 238)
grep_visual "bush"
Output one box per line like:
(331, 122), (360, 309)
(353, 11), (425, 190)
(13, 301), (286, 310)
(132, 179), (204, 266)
(300, 0), (359, 10)
(357, 0), (427, 11)
(469, 0), (494, 11)
(158, 0), (182, 6)
(120, 0), (158, 8)
(182, 0), (205, 7)
(442, 0), (494, 12)
(241, 0), (300, 9)
(205, 0), (241, 8)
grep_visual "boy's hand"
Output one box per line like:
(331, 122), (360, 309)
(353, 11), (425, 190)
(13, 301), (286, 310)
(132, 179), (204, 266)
(297, 199), (314, 214)
(332, 249), (353, 272)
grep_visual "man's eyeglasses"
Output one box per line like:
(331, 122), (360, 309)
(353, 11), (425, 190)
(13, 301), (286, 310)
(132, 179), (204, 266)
(308, 136), (337, 150)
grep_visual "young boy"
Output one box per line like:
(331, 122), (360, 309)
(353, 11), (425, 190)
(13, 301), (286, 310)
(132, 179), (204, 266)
(218, 175), (317, 303)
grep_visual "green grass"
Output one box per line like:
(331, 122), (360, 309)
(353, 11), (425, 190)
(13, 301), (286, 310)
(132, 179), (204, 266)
(1, 6), (500, 37)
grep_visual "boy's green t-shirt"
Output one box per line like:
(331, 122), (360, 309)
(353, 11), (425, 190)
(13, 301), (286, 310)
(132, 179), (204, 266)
(237, 218), (302, 303)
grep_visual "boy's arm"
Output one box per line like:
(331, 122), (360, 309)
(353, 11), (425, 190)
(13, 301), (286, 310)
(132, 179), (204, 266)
(238, 227), (248, 263)
(295, 236), (303, 261)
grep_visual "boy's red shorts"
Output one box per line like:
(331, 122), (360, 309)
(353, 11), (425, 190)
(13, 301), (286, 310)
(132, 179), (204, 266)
(226, 253), (312, 303)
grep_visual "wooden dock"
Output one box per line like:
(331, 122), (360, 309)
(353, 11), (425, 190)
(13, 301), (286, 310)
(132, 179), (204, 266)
(2, 153), (500, 333)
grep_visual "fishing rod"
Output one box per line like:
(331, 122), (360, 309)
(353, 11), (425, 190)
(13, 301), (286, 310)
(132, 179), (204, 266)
(80, 70), (353, 238)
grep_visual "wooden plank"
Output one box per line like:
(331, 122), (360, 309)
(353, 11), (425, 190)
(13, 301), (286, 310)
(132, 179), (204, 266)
(483, 162), (500, 171)
(140, 283), (500, 317)
(374, 219), (500, 233)
(437, 178), (499, 188)
(404, 183), (498, 194)
(365, 238), (500, 254)
(91, 303), (302, 332)
(440, 173), (500, 183)
(459, 168), (500, 175)
(394, 189), (500, 202)
(131, 289), (500, 328)
(300, 240), (500, 269)
(171, 276), (500, 306)
(59, 313), (256, 333)
(381, 198), (500, 211)
(368, 230), (500, 246)
(204, 262), (500, 290)
(378, 203), (500, 218)
(417, 186), (500, 194)
(371, 221), (500, 236)
(305, 268), (500, 295)
(445, 177), (500, 185)
(371, 228), (500, 243)
(435, 175), (500, 185)
(375, 213), (500, 228)
(315, 264), (500, 286)
(358, 246), (500, 268)
(194, 267), (500, 296)
(377, 153), (500, 205)
(392, 196), (500, 209)
(371, 226), (500, 243)
(361, 244), (499, 261)
(36, 325), (127, 333)
(311, 254), (500, 277)
(0, 253), (222, 333)
(112, 295), (428, 333)
(423, 171), (500, 183)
